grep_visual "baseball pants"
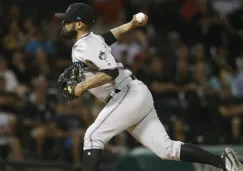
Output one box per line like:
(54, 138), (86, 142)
(83, 79), (183, 160)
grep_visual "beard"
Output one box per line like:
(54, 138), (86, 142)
(60, 24), (77, 39)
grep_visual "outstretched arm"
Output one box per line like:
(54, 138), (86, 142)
(101, 13), (148, 45)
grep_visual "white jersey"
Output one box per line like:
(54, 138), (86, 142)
(71, 32), (133, 102)
(72, 32), (182, 163)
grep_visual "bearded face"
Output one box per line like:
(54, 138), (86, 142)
(61, 21), (77, 39)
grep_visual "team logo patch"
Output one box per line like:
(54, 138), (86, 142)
(99, 51), (111, 65)
(99, 51), (106, 60)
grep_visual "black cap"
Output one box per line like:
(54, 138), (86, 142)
(55, 3), (95, 27)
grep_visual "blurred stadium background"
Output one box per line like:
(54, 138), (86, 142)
(0, 0), (243, 170)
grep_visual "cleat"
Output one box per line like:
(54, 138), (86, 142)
(222, 148), (243, 171)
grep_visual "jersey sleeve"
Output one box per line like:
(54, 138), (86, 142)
(74, 44), (118, 71)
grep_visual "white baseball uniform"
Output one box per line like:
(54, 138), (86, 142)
(71, 32), (183, 160)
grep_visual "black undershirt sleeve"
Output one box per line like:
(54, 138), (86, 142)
(100, 69), (119, 79)
(101, 31), (117, 46)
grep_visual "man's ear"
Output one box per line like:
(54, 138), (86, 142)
(76, 22), (83, 29)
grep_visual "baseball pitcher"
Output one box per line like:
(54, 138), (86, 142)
(55, 3), (242, 171)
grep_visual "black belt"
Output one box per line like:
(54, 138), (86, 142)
(106, 75), (136, 104)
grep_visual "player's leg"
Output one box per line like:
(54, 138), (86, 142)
(81, 83), (153, 171)
(128, 108), (242, 171)
(128, 108), (224, 166)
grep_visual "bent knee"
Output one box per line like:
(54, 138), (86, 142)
(83, 130), (105, 150)
(159, 138), (183, 160)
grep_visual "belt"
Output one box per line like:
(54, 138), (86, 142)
(106, 75), (136, 104)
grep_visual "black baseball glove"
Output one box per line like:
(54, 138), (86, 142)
(57, 65), (82, 101)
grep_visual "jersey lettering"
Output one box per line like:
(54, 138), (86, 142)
(73, 61), (87, 69)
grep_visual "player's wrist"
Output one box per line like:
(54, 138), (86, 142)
(128, 21), (136, 29)
(74, 83), (84, 96)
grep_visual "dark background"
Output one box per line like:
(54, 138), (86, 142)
(0, 0), (243, 170)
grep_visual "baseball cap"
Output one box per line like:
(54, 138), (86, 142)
(55, 3), (95, 27)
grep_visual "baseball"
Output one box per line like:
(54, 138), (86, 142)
(135, 12), (146, 23)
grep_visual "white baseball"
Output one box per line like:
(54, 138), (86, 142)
(135, 12), (146, 23)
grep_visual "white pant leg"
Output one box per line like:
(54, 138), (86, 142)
(83, 82), (152, 150)
(128, 99), (183, 160)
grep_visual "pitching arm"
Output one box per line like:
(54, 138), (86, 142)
(101, 13), (148, 46)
